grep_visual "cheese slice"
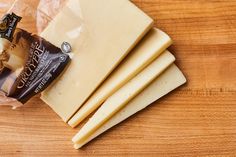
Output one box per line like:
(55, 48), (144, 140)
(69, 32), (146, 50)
(40, 0), (153, 122)
(72, 51), (175, 143)
(74, 64), (186, 149)
(68, 28), (172, 127)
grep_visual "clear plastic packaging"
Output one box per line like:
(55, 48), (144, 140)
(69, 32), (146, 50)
(0, 0), (83, 108)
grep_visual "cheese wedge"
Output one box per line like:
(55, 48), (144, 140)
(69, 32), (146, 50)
(72, 51), (175, 143)
(74, 64), (186, 149)
(40, 0), (153, 122)
(68, 28), (172, 127)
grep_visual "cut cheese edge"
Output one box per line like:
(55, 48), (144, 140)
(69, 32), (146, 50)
(74, 64), (186, 148)
(40, 0), (153, 122)
(72, 51), (175, 143)
(68, 28), (172, 127)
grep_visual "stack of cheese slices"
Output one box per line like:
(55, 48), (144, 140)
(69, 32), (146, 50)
(40, 0), (186, 149)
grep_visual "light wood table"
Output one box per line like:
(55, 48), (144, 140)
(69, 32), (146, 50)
(0, 0), (235, 156)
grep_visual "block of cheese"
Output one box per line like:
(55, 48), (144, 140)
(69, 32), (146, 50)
(72, 51), (175, 143)
(68, 28), (172, 127)
(73, 64), (186, 149)
(40, 0), (153, 122)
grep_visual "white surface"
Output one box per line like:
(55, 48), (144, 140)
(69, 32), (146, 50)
(40, 0), (153, 121)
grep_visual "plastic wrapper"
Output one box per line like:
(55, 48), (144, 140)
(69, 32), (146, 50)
(0, 0), (83, 108)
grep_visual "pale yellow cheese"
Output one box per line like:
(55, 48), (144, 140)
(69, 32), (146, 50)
(74, 64), (186, 149)
(72, 51), (175, 143)
(40, 0), (153, 121)
(68, 28), (172, 127)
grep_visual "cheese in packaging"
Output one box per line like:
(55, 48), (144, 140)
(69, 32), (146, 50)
(0, 0), (78, 107)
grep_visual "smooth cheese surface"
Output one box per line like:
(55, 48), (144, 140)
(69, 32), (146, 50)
(74, 64), (186, 148)
(68, 28), (172, 127)
(72, 51), (175, 143)
(40, 0), (153, 121)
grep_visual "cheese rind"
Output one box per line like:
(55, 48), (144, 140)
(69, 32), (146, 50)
(74, 64), (186, 148)
(72, 51), (175, 143)
(68, 28), (172, 127)
(40, 0), (153, 122)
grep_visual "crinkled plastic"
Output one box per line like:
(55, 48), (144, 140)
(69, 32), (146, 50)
(0, 0), (83, 108)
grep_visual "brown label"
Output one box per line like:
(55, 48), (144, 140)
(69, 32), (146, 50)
(0, 13), (21, 42)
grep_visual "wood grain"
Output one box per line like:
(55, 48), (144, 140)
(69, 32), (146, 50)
(0, 0), (236, 156)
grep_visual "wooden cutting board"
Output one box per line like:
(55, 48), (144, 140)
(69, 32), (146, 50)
(0, 0), (236, 156)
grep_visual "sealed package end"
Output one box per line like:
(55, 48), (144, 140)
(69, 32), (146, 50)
(0, 11), (70, 105)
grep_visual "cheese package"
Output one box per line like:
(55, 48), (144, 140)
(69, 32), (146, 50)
(72, 51), (175, 144)
(0, 2), (71, 107)
(68, 28), (172, 127)
(74, 64), (186, 148)
(40, 0), (153, 122)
